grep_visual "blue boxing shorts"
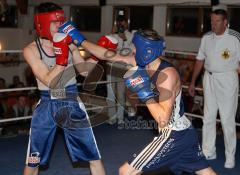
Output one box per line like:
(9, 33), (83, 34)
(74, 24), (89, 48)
(129, 126), (209, 175)
(25, 85), (101, 167)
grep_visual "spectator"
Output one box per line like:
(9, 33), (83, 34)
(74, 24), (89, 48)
(0, 77), (7, 118)
(24, 66), (37, 87)
(9, 75), (22, 88)
(0, 77), (6, 89)
(7, 95), (31, 134)
(0, 77), (7, 135)
(106, 13), (136, 124)
(11, 95), (31, 118)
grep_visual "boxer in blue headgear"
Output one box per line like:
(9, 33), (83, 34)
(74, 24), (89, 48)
(120, 29), (216, 175)
(72, 29), (217, 175)
(132, 29), (165, 67)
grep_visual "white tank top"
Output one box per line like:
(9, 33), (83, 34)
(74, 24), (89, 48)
(35, 38), (76, 91)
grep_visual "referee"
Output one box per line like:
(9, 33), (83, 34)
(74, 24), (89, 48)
(189, 4), (240, 169)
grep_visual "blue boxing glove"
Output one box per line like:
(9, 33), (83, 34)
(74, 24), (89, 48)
(58, 21), (85, 46)
(124, 66), (154, 102)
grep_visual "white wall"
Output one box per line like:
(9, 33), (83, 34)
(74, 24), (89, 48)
(2, 0), (240, 50)
(0, 28), (23, 50)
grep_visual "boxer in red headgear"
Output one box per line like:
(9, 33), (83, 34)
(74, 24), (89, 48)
(22, 2), (106, 175)
(34, 5), (65, 41)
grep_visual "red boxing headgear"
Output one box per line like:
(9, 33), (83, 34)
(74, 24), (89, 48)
(34, 10), (65, 41)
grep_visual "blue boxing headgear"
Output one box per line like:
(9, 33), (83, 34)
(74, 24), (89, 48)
(132, 29), (165, 67)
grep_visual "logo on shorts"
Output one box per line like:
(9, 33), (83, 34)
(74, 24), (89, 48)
(197, 144), (204, 157)
(146, 138), (175, 168)
(221, 49), (230, 59)
(28, 152), (40, 164)
(130, 76), (144, 87)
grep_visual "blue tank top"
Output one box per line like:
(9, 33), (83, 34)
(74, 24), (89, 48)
(150, 60), (187, 130)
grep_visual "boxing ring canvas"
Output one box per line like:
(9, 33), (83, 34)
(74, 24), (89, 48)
(0, 122), (239, 175)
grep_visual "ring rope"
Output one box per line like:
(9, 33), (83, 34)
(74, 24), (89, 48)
(185, 112), (240, 127)
(0, 50), (22, 53)
(0, 80), (121, 93)
(0, 104), (120, 123)
(165, 49), (197, 56)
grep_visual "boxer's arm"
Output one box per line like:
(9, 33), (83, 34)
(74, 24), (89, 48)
(23, 43), (66, 88)
(70, 44), (98, 77)
(145, 68), (180, 127)
(58, 22), (136, 66)
(81, 40), (136, 66)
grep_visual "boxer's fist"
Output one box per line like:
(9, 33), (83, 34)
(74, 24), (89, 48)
(124, 66), (154, 102)
(59, 21), (85, 46)
(91, 35), (118, 61)
(53, 33), (72, 66)
(97, 35), (118, 49)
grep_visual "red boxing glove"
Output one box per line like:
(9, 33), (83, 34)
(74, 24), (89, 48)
(91, 35), (118, 61)
(53, 33), (72, 66)
(97, 35), (118, 49)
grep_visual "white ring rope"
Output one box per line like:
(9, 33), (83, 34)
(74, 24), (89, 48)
(0, 50), (22, 53)
(165, 50), (197, 56)
(0, 104), (120, 123)
(0, 83), (203, 93)
(0, 81), (121, 93)
(0, 49), (240, 127)
(0, 86), (37, 93)
(182, 85), (203, 91)
(185, 112), (240, 127)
